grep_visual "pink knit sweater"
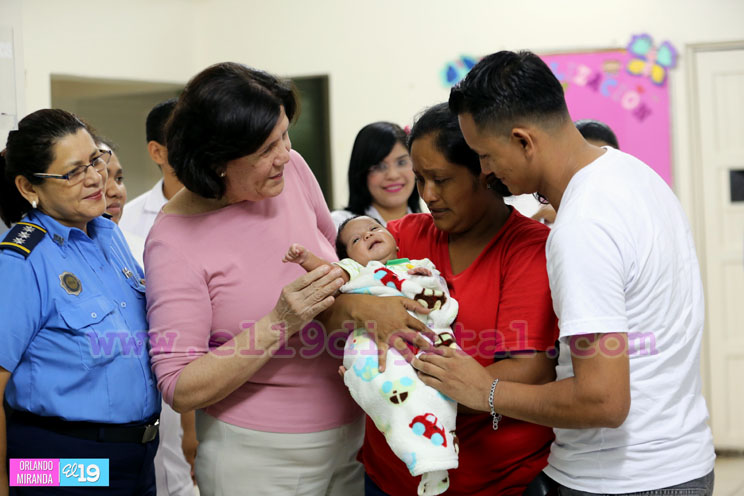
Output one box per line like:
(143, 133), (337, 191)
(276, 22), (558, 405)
(145, 151), (360, 432)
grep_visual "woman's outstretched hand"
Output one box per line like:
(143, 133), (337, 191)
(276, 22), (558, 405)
(269, 265), (345, 335)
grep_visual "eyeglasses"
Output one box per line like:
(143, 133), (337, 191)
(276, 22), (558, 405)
(33, 149), (112, 186)
(368, 156), (412, 175)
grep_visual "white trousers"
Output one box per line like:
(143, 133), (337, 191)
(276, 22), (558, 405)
(194, 411), (364, 496)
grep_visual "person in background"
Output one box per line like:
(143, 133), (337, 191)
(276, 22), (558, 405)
(435, 49), (715, 495)
(145, 62), (363, 496)
(95, 135), (197, 495)
(331, 122), (421, 229)
(574, 119), (619, 149)
(0, 109), (160, 495)
(98, 138), (127, 224)
(531, 119), (619, 225)
(113, 100), (198, 496)
(119, 98), (183, 238)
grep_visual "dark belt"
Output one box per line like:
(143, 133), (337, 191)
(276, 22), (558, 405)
(9, 409), (159, 444)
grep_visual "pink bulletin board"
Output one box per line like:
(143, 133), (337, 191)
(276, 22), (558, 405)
(540, 50), (672, 185)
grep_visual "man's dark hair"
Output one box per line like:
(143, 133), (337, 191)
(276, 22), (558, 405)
(575, 119), (620, 149)
(449, 50), (570, 135)
(146, 98), (177, 145)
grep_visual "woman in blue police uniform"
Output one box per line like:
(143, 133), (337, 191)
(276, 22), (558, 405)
(0, 109), (160, 495)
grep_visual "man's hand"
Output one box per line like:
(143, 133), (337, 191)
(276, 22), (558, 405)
(411, 342), (493, 411)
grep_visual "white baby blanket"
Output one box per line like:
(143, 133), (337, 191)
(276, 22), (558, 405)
(339, 258), (459, 496)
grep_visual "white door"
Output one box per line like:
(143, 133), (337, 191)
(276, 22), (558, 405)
(692, 45), (744, 449)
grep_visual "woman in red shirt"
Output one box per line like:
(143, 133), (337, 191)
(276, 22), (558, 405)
(358, 103), (559, 495)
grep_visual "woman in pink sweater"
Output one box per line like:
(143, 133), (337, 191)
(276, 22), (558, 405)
(144, 62), (363, 495)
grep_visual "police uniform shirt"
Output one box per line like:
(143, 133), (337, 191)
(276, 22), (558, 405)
(0, 211), (160, 423)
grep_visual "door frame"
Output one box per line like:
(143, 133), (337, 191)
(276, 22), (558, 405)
(686, 40), (744, 448)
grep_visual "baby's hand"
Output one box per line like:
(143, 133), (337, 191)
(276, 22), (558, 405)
(407, 267), (432, 276)
(283, 243), (308, 264)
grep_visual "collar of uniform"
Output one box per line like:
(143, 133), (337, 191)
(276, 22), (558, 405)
(87, 216), (115, 246)
(143, 178), (167, 215)
(28, 211), (114, 247)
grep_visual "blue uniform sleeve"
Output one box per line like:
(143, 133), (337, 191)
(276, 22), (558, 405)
(0, 253), (42, 372)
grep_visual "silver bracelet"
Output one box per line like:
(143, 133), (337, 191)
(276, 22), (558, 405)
(488, 378), (502, 431)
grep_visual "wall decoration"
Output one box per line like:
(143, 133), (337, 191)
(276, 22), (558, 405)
(541, 47), (672, 185)
(439, 36), (677, 185)
(440, 55), (477, 87)
(626, 34), (678, 86)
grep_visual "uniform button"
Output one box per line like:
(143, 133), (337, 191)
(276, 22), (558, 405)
(120, 302), (127, 308)
(91, 312), (97, 318)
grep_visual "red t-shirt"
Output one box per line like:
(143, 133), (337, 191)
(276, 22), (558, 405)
(360, 210), (559, 496)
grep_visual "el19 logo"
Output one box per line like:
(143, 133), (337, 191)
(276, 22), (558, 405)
(59, 459), (109, 486)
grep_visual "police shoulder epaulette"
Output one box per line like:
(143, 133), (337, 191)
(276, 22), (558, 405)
(0, 222), (47, 258)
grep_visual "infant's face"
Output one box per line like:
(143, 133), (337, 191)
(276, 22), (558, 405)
(339, 216), (398, 266)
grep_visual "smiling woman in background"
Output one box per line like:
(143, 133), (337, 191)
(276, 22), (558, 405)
(331, 122), (421, 229)
(0, 109), (160, 495)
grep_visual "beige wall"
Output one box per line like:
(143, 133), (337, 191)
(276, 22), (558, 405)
(53, 86), (183, 198)
(13, 0), (744, 214)
(20, 0), (194, 111)
(0, 0), (25, 139)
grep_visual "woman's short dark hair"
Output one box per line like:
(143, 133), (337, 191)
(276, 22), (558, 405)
(575, 119), (620, 149)
(345, 122), (421, 215)
(166, 62), (298, 199)
(408, 102), (511, 197)
(0, 109), (88, 227)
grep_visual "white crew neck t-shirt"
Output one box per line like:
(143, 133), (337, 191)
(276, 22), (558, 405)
(543, 147), (715, 493)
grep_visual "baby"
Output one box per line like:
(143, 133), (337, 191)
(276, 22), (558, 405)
(284, 215), (459, 496)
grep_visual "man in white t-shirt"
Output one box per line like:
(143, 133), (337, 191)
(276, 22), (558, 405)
(411, 50), (715, 495)
(120, 99), (196, 496)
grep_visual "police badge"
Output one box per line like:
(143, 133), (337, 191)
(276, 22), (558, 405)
(59, 272), (82, 296)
